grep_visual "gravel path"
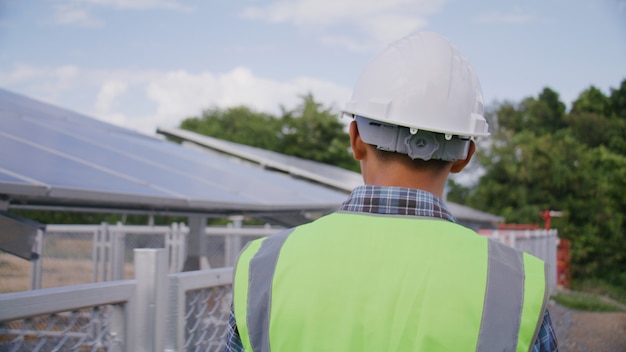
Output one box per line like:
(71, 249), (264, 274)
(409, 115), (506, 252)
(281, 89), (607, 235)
(549, 301), (626, 351)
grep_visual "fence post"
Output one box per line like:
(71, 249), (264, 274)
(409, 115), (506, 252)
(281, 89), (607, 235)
(184, 215), (209, 271)
(134, 248), (169, 352)
(109, 303), (129, 352)
(93, 222), (110, 282)
(93, 224), (100, 282)
(30, 228), (44, 290)
(166, 223), (175, 273)
(229, 216), (243, 267)
(507, 230), (516, 248)
(178, 223), (188, 272)
(166, 222), (187, 273)
(111, 222), (126, 281)
(548, 229), (558, 293)
(166, 274), (185, 352)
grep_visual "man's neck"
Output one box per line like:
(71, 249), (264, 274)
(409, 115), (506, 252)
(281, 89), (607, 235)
(362, 162), (449, 198)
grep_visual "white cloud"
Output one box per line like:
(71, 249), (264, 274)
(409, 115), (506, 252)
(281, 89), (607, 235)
(1, 64), (351, 135)
(241, 0), (445, 52)
(0, 63), (84, 99)
(96, 80), (128, 113)
(146, 67), (351, 130)
(146, 70), (220, 118)
(1, 63), (47, 82)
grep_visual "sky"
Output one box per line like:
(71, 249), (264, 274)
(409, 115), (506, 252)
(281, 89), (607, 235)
(1, 0), (625, 135)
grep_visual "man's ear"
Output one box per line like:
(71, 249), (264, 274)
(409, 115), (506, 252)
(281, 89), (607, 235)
(450, 140), (476, 173)
(349, 120), (367, 161)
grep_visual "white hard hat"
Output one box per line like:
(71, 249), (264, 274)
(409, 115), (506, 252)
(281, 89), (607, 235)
(342, 31), (489, 138)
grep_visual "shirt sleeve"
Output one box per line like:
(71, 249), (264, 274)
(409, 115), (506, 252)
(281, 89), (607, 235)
(532, 309), (559, 352)
(224, 306), (245, 352)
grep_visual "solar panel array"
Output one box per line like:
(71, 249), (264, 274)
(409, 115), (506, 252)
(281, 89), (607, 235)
(156, 126), (364, 192)
(0, 89), (346, 225)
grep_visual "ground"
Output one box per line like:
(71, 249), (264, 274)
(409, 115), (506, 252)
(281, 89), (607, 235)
(550, 301), (626, 351)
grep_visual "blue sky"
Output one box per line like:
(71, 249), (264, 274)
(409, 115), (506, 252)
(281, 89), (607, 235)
(1, 0), (625, 135)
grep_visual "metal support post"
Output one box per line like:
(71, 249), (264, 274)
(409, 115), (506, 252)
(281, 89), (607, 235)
(111, 222), (126, 281)
(183, 215), (208, 271)
(228, 216), (243, 267)
(134, 248), (168, 352)
(30, 229), (44, 290)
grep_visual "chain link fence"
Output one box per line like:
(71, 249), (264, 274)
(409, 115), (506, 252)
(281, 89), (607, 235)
(184, 285), (232, 351)
(0, 227), (96, 294)
(1, 251), (234, 352)
(0, 305), (120, 351)
(43, 229), (96, 288)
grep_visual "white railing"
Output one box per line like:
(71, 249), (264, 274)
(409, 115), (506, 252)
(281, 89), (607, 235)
(33, 223), (558, 291)
(23, 222), (281, 291)
(480, 228), (559, 293)
(0, 249), (233, 352)
(0, 280), (136, 350)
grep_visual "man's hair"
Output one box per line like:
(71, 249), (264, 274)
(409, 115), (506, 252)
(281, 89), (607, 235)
(370, 145), (452, 172)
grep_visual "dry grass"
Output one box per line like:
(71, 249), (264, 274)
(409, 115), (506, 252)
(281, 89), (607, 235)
(0, 252), (134, 294)
(44, 237), (93, 259)
(0, 252), (32, 293)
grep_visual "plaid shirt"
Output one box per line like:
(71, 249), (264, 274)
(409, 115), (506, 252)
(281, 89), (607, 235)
(225, 185), (558, 351)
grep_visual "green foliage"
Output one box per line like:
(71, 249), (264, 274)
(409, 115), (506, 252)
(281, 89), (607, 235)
(446, 179), (471, 204)
(571, 86), (611, 116)
(529, 88), (568, 135)
(572, 278), (626, 306)
(181, 106), (281, 151)
(180, 93), (359, 172)
(276, 94), (357, 171)
(496, 88), (567, 136)
(469, 79), (626, 289)
(553, 291), (625, 312)
(609, 79), (626, 119)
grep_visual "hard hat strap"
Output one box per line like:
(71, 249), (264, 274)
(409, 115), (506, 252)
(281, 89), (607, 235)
(355, 116), (470, 162)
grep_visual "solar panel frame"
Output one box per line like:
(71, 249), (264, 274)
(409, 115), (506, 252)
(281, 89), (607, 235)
(0, 89), (346, 222)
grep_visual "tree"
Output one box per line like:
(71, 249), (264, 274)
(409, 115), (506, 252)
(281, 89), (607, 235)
(181, 106), (281, 151)
(609, 79), (626, 119)
(277, 94), (358, 171)
(514, 88), (567, 136)
(566, 86), (612, 149)
(565, 83), (626, 155)
(571, 86), (611, 116)
(179, 94), (359, 172)
(469, 82), (626, 288)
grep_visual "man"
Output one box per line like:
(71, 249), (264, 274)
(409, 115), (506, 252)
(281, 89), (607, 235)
(226, 31), (557, 351)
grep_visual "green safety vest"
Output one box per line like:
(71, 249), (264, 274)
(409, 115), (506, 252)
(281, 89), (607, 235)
(234, 212), (549, 352)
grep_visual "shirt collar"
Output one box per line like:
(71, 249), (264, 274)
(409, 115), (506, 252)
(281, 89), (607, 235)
(339, 185), (456, 222)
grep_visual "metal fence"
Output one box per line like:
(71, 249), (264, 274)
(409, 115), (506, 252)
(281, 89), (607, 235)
(0, 222), (279, 294)
(481, 228), (559, 293)
(0, 227), (560, 351)
(0, 249), (233, 352)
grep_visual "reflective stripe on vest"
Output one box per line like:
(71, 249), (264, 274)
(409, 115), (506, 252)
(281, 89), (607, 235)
(233, 213), (548, 352)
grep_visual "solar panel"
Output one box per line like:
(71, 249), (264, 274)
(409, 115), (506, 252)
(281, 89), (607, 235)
(0, 88), (502, 229)
(0, 89), (346, 224)
(157, 126), (364, 192)
(157, 126), (504, 227)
